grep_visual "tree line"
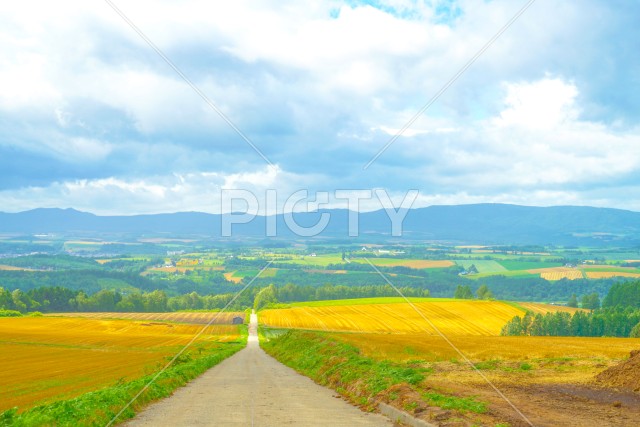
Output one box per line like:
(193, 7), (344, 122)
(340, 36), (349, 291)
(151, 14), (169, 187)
(501, 281), (640, 338)
(0, 282), (431, 313)
(0, 286), (246, 313)
(501, 308), (640, 338)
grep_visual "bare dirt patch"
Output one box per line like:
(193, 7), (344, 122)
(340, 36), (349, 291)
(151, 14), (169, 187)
(595, 349), (640, 392)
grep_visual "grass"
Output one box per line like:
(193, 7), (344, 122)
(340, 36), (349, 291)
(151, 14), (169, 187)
(260, 330), (493, 423)
(261, 330), (429, 408)
(469, 270), (536, 279)
(349, 258), (454, 269)
(422, 392), (486, 413)
(454, 260), (506, 273)
(233, 268), (277, 278)
(272, 254), (345, 267)
(0, 310), (23, 317)
(498, 260), (563, 270)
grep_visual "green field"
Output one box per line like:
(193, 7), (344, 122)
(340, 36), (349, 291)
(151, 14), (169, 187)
(272, 254), (345, 267)
(498, 261), (563, 270)
(469, 270), (537, 279)
(451, 253), (553, 260)
(285, 297), (450, 308)
(454, 260), (506, 273)
(233, 268), (278, 278)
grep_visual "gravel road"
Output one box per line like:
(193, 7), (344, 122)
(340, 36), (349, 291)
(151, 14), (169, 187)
(125, 314), (392, 426)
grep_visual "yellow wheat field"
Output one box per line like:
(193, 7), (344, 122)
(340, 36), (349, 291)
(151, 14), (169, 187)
(585, 271), (640, 279)
(539, 270), (583, 280)
(51, 311), (245, 324)
(0, 317), (240, 412)
(260, 300), (527, 336)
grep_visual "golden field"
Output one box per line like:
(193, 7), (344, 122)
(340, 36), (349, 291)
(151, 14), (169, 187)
(0, 316), (240, 412)
(540, 270), (584, 280)
(260, 299), (560, 336)
(328, 331), (640, 405)
(51, 311), (245, 324)
(328, 332), (640, 363)
(586, 271), (640, 279)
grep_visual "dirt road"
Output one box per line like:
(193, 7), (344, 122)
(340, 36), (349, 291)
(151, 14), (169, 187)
(125, 314), (391, 426)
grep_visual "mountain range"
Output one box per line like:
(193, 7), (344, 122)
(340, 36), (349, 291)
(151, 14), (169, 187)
(1, 204), (639, 246)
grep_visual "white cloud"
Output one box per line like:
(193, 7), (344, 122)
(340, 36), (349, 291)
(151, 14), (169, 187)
(368, 76), (640, 205)
(0, 1), (639, 214)
(495, 77), (579, 129)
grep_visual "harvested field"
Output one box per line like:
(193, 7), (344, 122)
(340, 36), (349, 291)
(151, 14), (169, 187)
(329, 332), (640, 364)
(533, 268), (584, 280)
(0, 317), (241, 412)
(586, 271), (640, 279)
(50, 311), (245, 325)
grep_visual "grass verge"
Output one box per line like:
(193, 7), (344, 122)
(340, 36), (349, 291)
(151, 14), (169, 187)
(261, 329), (487, 423)
(261, 329), (428, 408)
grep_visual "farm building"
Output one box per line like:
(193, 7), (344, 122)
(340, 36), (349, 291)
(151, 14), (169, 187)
(232, 316), (244, 325)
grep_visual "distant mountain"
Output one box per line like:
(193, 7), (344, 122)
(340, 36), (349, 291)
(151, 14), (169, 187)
(1, 204), (639, 245)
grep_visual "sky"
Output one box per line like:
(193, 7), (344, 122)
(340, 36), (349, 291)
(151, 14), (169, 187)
(0, 0), (639, 215)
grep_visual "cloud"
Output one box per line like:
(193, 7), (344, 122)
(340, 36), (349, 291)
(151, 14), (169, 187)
(0, 1), (638, 214)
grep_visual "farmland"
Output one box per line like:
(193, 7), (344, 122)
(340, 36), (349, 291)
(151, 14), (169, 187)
(586, 271), (640, 279)
(260, 298), (572, 336)
(328, 332), (640, 365)
(353, 259), (454, 268)
(50, 311), (246, 324)
(540, 269), (584, 280)
(516, 302), (583, 314)
(0, 316), (243, 412)
(454, 260), (507, 273)
(260, 297), (640, 427)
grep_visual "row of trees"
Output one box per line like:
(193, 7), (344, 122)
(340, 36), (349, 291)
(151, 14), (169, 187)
(501, 308), (640, 338)
(274, 283), (430, 303)
(602, 281), (640, 308)
(0, 282), (432, 313)
(453, 284), (493, 300)
(502, 281), (640, 337)
(566, 292), (601, 309)
(0, 286), (246, 313)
